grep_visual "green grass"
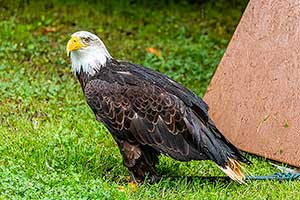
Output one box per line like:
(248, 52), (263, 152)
(1, 0), (299, 199)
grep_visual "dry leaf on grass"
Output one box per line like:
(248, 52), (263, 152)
(43, 27), (57, 34)
(146, 47), (161, 57)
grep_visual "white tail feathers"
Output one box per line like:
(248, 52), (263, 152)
(219, 158), (246, 184)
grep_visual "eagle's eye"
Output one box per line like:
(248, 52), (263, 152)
(83, 37), (91, 44)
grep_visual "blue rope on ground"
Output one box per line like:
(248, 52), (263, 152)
(246, 172), (300, 181)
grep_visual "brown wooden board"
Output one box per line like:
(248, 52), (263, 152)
(204, 0), (300, 166)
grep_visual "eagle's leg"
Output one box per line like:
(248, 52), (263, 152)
(116, 140), (159, 184)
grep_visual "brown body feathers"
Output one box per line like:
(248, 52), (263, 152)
(77, 59), (250, 183)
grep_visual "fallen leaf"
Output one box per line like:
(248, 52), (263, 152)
(43, 27), (57, 34)
(117, 185), (125, 192)
(128, 182), (138, 192)
(146, 47), (161, 57)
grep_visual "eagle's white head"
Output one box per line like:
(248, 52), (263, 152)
(66, 31), (112, 76)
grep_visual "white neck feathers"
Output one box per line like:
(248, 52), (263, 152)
(70, 43), (112, 76)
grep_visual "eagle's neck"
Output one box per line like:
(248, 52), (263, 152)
(76, 70), (90, 91)
(70, 44), (112, 76)
(75, 58), (120, 91)
(76, 59), (115, 91)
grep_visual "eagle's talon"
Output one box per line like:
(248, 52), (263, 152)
(128, 174), (143, 184)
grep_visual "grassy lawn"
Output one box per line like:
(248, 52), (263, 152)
(1, 0), (299, 199)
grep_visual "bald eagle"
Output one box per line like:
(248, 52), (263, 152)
(66, 31), (250, 184)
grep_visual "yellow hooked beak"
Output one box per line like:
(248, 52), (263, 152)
(66, 36), (86, 56)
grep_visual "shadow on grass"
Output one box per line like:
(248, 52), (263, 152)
(158, 175), (233, 185)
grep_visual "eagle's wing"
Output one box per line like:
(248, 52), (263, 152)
(122, 61), (209, 121)
(84, 79), (208, 161)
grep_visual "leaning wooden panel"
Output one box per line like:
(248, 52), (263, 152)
(204, 0), (300, 166)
